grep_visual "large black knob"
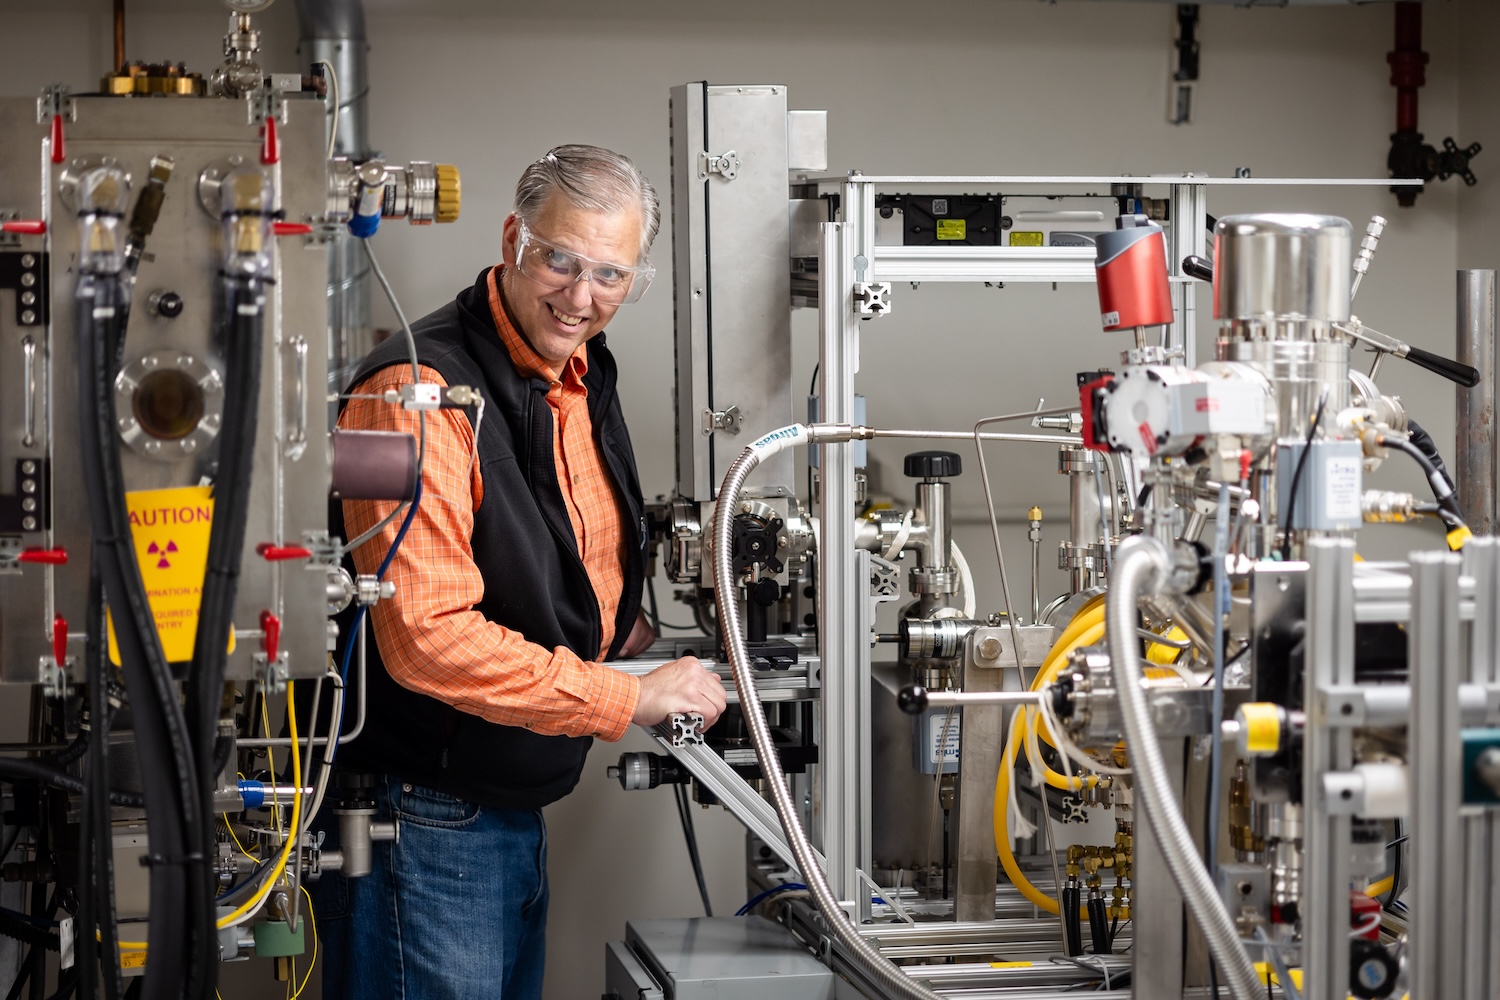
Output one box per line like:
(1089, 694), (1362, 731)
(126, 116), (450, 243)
(904, 451), (962, 479)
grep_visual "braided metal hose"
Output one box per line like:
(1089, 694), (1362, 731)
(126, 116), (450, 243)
(1106, 535), (1262, 1000)
(712, 423), (943, 1000)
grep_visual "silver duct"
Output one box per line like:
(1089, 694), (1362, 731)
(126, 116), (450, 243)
(294, 0), (372, 391)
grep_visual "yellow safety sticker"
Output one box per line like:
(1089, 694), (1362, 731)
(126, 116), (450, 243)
(1448, 525), (1473, 551)
(1009, 231), (1044, 247)
(120, 950), (147, 970)
(936, 219), (967, 241)
(107, 486), (233, 664)
(1240, 703), (1281, 755)
(989, 961), (1034, 969)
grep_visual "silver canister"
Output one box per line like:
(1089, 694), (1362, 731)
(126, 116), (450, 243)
(1213, 215), (1353, 325)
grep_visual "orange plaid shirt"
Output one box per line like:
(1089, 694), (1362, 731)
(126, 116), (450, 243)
(340, 266), (640, 741)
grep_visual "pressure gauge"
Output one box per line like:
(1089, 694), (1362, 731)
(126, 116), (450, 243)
(221, 0), (275, 12)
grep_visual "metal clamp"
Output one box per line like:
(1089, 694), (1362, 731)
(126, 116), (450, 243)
(669, 712), (705, 747)
(853, 281), (891, 317)
(698, 150), (740, 181)
(301, 531), (343, 567)
(700, 404), (743, 437)
(36, 656), (66, 700)
(255, 651), (290, 693)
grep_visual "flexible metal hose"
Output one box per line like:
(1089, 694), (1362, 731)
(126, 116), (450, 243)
(712, 423), (943, 1000)
(1105, 536), (1262, 1000)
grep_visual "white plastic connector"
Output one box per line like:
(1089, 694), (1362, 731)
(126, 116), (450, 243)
(383, 383), (443, 410)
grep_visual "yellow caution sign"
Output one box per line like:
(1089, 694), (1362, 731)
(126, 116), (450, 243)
(120, 950), (147, 970)
(107, 486), (233, 664)
(936, 219), (967, 241)
(1009, 231), (1044, 247)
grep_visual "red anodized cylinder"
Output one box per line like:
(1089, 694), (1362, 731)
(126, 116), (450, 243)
(1094, 221), (1175, 332)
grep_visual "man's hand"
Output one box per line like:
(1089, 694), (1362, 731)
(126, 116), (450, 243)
(632, 656), (726, 729)
(620, 610), (656, 658)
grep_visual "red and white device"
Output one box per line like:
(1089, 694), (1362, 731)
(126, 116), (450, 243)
(1094, 215), (1174, 332)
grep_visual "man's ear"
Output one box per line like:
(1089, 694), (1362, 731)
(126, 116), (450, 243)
(500, 212), (520, 266)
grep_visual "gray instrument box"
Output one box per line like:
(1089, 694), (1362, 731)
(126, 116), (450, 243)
(605, 916), (836, 999)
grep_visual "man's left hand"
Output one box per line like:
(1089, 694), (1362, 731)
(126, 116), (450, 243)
(620, 610), (656, 658)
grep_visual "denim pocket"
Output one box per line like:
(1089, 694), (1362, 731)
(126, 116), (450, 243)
(390, 781), (481, 829)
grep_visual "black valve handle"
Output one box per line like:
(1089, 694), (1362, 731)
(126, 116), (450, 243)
(897, 686), (927, 715)
(1181, 255), (1215, 283)
(1405, 346), (1481, 388)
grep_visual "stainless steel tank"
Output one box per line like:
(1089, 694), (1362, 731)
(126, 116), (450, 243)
(1213, 214), (1353, 325)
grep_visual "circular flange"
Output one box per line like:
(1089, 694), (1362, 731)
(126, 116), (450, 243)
(114, 348), (224, 461)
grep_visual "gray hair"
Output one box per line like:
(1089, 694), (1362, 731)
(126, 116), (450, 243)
(513, 145), (661, 263)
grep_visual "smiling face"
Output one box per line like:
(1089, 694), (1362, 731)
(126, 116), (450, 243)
(499, 193), (644, 369)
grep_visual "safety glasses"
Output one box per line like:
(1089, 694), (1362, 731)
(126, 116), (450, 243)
(513, 219), (655, 305)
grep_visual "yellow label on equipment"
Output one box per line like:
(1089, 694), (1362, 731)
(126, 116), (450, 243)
(990, 961), (1034, 969)
(936, 219), (967, 241)
(1009, 231), (1044, 247)
(1240, 703), (1281, 755)
(107, 486), (233, 664)
(120, 950), (147, 969)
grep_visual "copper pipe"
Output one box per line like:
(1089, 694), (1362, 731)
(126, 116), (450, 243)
(113, 0), (125, 71)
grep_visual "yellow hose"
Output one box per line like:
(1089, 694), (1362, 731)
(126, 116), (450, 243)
(1366, 876), (1394, 898)
(992, 608), (1111, 913)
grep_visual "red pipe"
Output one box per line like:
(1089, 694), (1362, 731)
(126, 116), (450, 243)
(1388, 1), (1427, 135)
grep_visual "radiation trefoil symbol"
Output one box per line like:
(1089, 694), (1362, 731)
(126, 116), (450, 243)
(147, 540), (178, 569)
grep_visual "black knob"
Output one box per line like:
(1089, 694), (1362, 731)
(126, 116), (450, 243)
(904, 451), (962, 479)
(1348, 938), (1398, 999)
(897, 685), (928, 715)
(153, 291), (183, 319)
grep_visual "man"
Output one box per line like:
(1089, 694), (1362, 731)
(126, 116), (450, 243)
(314, 145), (726, 999)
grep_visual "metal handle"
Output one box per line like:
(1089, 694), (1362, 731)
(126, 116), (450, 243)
(290, 336), (308, 448)
(21, 336), (36, 448)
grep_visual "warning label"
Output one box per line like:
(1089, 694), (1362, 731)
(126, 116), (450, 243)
(108, 486), (233, 664)
(936, 219), (967, 241)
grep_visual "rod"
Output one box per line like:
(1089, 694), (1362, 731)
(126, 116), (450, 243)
(1457, 270), (1497, 534)
(113, 0), (125, 71)
(874, 430), (1080, 445)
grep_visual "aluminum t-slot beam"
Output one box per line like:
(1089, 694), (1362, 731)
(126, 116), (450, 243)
(651, 730), (825, 879)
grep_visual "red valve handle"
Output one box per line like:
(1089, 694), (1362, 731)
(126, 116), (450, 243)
(50, 114), (65, 164)
(273, 222), (313, 236)
(52, 615), (67, 668)
(19, 547), (67, 565)
(260, 114), (279, 166)
(257, 543), (311, 562)
(260, 610), (281, 662)
(1, 221), (46, 235)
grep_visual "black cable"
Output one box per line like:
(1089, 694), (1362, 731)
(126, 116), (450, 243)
(1108, 914), (1120, 949)
(1405, 418), (1455, 492)
(88, 572), (122, 1000)
(1381, 434), (1467, 531)
(1087, 896), (1110, 954)
(76, 268), (201, 1000)
(673, 783), (713, 917)
(1384, 819), (1404, 911)
(1279, 390), (1330, 562)
(0, 758), (141, 809)
(1062, 885), (1084, 956)
(183, 274), (266, 1000)
(644, 576), (698, 634)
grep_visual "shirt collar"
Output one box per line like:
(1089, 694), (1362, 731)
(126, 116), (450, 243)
(486, 265), (590, 389)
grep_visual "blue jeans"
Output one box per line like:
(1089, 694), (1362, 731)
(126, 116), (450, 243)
(310, 776), (549, 1000)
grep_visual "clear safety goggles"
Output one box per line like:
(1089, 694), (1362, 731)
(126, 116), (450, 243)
(513, 219), (655, 306)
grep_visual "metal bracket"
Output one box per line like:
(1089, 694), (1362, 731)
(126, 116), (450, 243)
(698, 149), (740, 181)
(0, 537), (22, 575)
(301, 531), (343, 568)
(255, 651), (290, 694)
(35, 84), (74, 125)
(853, 281), (891, 317)
(700, 405), (743, 437)
(669, 712), (705, 747)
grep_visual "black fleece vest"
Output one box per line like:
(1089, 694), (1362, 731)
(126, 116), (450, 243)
(331, 268), (647, 810)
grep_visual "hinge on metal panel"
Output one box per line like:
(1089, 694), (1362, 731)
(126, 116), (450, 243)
(37, 657), (67, 700)
(35, 84), (74, 125)
(700, 404), (743, 437)
(853, 282), (891, 317)
(255, 651), (290, 694)
(698, 150), (740, 181)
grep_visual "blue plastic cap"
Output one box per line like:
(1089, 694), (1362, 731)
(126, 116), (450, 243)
(348, 213), (381, 239)
(238, 779), (266, 809)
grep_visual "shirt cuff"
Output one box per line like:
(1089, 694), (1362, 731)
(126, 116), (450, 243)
(552, 648), (641, 741)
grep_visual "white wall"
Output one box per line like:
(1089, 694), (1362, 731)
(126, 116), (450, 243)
(1, 0), (1490, 997)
